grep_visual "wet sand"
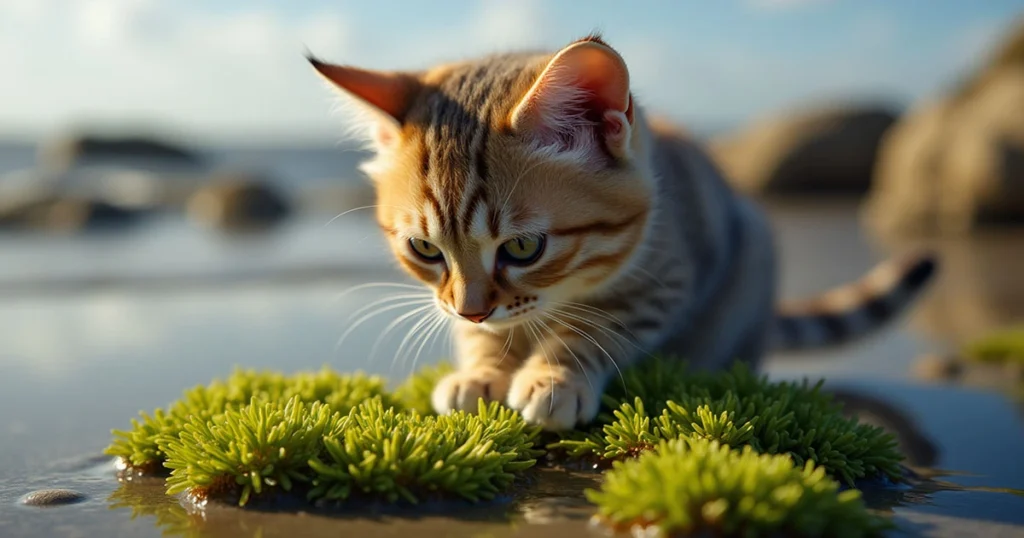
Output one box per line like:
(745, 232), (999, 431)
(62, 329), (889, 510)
(2, 200), (1023, 537)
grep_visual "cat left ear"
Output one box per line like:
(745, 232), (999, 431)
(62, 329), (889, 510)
(307, 53), (420, 149)
(510, 37), (634, 161)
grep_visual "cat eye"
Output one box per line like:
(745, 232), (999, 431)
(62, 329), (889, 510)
(498, 235), (545, 266)
(409, 238), (444, 263)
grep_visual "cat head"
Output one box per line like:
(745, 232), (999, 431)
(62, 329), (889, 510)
(310, 35), (654, 329)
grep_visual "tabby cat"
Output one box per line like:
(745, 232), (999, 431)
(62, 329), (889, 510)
(308, 35), (937, 431)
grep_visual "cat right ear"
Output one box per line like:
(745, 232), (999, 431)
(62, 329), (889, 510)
(307, 53), (420, 149)
(509, 37), (634, 163)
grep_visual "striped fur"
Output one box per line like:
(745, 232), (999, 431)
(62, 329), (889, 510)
(309, 35), (939, 431)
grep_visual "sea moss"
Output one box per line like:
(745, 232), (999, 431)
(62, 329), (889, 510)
(163, 396), (337, 506)
(106, 367), (396, 473)
(550, 359), (904, 485)
(107, 367), (539, 507)
(308, 398), (539, 503)
(106, 355), (904, 526)
(587, 437), (890, 537)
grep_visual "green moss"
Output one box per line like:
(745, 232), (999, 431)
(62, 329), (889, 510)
(308, 398), (540, 503)
(105, 367), (396, 472)
(963, 324), (1024, 365)
(163, 396), (338, 506)
(587, 437), (890, 537)
(551, 359), (903, 485)
(107, 367), (539, 507)
(106, 355), (903, 532)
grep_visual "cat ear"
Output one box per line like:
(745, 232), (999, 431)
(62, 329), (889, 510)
(510, 37), (635, 161)
(307, 54), (420, 149)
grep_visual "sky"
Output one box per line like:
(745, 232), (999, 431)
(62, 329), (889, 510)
(0, 0), (1021, 144)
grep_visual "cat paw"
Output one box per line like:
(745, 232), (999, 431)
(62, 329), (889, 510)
(506, 365), (600, 431)
(431, 367), (511, 415)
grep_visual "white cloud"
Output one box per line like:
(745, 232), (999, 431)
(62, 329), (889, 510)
(0, 0), (555, 142)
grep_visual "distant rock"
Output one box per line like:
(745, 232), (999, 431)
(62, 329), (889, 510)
(20, 489), (86, 506)
(38, 134), (202, 173)
(187, 173), (291, 231)
(0, 191), (145, 232)
(709, 105), (898, 195)
(864, 20), (1024, 235)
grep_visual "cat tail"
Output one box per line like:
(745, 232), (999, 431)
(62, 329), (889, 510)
(767, 251), (939, 352)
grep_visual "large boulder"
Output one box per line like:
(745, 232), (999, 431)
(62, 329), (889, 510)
(863, 20), (1024, 235)
(709, 105), (898, 195)
(186, 173), (292, 231)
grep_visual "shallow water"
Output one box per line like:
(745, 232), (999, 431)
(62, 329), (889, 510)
(1, 200), (1023, 537)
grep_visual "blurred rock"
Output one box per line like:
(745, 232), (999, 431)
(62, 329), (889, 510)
(864, 20), (1024, 235)
(912, 353), (1024, 395)
(0, 191), (145, 232)
(31, 133), (209, 212)
(911, 353), (964, 381)
(187, 173), (291, 231)
(709, 105), (897, 195)
(39, 134), (201, 172)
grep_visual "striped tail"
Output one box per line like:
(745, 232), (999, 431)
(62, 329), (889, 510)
(769, 251), (939, 351)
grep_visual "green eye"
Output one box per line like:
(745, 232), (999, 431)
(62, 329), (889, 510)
(499, 235), (545, 265)
(409, 238), (444, 262)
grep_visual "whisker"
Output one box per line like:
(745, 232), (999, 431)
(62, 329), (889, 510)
(373, 304), (437, 371)
(409, 312), (449, 379)
(331, 282), (424, 304)
(347, 294), (433, 322)
(323, 203), (411, 228)
(537, 316), (593, 394)
(526, 320), (557, 414)
(496, 326), (515, 366)
(556, 302), (637, 338)
(543, 311), (628, 396)
(547, 307), (655, 360)
(335, 300), (432, 353)
(391, 310), (438, 374)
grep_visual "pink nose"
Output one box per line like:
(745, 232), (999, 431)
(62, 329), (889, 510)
(459, 309), (493, 323)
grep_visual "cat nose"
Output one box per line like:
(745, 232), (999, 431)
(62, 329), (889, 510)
(458, 308), (494, 323)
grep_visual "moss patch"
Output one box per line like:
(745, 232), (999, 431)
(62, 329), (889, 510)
(587, 437), (890, 537)
(308, 399), (539, 503)
(106, 367), (398, 472)
(107, 356), (901, 535)
(107, 367), (539, 507)
(963, 324), (1024, 366)
(549, 359), (903, 485)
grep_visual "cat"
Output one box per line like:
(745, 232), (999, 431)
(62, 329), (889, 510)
(307, 34), (938, 431)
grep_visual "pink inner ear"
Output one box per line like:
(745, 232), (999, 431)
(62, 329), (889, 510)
(566, 45), (631, 115)
(512, 41), (632, 154)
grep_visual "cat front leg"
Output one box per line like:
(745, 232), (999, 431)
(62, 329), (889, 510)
(506, 318), (629, 431)
(431, 323), (525, 414)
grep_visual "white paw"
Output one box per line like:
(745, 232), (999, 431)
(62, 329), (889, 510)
(431, 367), (511, 415)
(506, 365), (600, 431)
